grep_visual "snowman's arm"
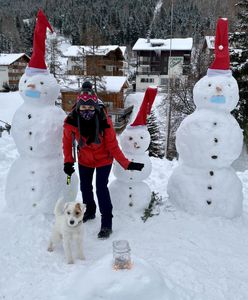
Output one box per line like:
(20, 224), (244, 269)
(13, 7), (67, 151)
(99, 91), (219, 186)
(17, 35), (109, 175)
(63, 123), (76, 163)
(104, 117), (130, 170)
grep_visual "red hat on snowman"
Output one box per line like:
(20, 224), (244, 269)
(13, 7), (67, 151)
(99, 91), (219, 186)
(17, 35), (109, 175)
(130, 86), (158, 127)
(207, 17), (232, 77)
(25, 9), (53, 76)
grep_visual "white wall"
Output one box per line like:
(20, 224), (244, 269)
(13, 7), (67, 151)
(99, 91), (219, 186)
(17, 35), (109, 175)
(0, 66), (9, 90)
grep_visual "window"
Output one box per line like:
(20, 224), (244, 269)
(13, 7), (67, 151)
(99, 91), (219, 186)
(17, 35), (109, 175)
(183, 54), (191, 65)
(139, 56), (150, 63)
(106, 65), (114, 72)
(140, 78), (154, 83)
(141, 66), (149, 73)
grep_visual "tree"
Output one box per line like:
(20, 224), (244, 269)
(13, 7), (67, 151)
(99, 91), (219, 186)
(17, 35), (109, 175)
(46, 33), (63, 78)
(230, 0), (248, 147)
(147, 111), (164, 158)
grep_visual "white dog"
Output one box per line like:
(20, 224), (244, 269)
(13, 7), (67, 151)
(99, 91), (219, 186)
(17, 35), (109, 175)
(47, 198), (86, 264)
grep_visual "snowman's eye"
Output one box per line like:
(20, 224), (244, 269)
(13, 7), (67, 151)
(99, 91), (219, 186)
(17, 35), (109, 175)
(40, 81), (44, 85)
(140, 136), (143, 139)
(24, 80), (27, 83)
(129, 137), (133, 141)
(208, 83), (212, 87)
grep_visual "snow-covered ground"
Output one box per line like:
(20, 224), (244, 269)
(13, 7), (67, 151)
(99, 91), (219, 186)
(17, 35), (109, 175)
(1, 92), (248, 300)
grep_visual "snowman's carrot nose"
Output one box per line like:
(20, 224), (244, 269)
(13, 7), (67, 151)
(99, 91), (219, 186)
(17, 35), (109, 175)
(27, 84), (36, 89)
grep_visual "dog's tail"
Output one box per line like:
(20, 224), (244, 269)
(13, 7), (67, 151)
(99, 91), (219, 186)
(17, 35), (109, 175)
(54, 197), (65, 216)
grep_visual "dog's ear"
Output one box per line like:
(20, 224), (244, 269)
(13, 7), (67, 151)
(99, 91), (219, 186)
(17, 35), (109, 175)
(75, 202), (86, 213)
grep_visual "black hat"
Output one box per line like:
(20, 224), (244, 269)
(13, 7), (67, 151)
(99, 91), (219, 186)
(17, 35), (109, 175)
(81, 81), (93, 92)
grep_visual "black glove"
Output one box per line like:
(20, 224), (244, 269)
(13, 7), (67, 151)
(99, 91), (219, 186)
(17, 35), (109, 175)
(64, 162), (75, 176)
(127, 162), (144, 171)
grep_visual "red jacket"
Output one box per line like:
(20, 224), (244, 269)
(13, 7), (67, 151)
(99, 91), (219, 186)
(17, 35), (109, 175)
(63, 115), (130, 169)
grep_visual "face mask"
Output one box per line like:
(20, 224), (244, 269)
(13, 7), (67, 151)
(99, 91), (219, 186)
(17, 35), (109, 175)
(79, 110), (95, 120)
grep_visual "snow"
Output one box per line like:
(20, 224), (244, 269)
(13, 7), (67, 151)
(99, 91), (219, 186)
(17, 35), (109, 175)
(0, 53), (28, 66)
(1, 91), (248, 299)
(132, 38), (193, 51)
(62, 45), (126, 57)
(60, 75), (128, 93)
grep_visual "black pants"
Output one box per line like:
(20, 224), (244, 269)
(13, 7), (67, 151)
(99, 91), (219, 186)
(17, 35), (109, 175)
(78, 164), (113, 229)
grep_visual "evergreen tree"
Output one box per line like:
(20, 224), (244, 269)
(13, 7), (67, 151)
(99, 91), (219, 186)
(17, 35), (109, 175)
(147, 111), (164, 158)
(46, 33), (63, 78)
(230, 0), (248, 146)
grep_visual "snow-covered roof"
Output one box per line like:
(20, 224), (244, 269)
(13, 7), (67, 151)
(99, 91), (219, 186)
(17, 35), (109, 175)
(132, 38), (193, 51)
(63, 45), (126, 57)
(60, 76), (128, 93)
(0, 53), (27, 66)
(205, 36), (215, 50)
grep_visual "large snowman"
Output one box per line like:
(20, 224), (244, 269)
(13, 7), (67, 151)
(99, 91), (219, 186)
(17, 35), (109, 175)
(168, 18), (243, 218)
(109, 87), (157, 212)
(5, 10), (78, 215)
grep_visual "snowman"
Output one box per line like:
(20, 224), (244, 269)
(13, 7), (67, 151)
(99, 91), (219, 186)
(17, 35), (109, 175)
(109, 87), (157, 212)
(5, 10), (78, 215)
(167, 18), (243, 218)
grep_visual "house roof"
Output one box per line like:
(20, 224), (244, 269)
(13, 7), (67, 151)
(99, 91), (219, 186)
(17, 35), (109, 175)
(132, 38), (193, 51)
(0, 53), (28, 65)
(63, 45), (127, 57)
(60, 76), (128, 93)
(205, 36), (215, 50)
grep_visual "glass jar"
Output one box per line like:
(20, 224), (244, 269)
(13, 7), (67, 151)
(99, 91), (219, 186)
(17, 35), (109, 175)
(112, 240), (132, 270)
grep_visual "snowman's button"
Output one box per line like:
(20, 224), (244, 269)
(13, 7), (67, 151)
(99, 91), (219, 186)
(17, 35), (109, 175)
(213, 122), (217, 126)
(29, 131), (32, 135)
(131, 159), (134, 161)
(31, 171), (35, 174)
(30, 146), (33, 151)
(129, 202), (133, 207)
(206, 200), (212, 205)
(211, 155), (218, 159)
(207, 185), (212, 190)
(214, 138), (218, 143)
(31, 187), (35, 191)
(130, 177), (133, 180)
(28, 114), (32, 119)
(129, 194), (132, 198)
(129, 187), (132, 190)
(209, 171), (214, 176)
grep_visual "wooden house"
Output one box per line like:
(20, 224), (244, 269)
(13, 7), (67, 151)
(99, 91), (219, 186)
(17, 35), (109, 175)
(63, 45), (128, 77)
(60, 76), (132, 132)
(132, 38), (193, 90)
(0, 53), (30, 91)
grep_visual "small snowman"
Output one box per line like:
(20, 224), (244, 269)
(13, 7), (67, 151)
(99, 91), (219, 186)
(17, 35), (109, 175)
(168, 18), (243, 218)
(5, 10), (78, 215)
(109, 87), (157, 212)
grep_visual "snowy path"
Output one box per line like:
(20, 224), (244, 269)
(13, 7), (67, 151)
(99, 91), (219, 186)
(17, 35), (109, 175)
(1, 92), (248, 299)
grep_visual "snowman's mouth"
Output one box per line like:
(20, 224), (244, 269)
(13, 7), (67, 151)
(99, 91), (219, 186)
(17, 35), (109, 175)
(25, 90), (41, 98)
(210, 95), (225, 104)
(134, 143), (140, 149)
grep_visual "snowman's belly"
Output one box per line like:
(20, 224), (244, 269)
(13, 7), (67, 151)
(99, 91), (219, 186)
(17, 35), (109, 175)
(113, 153), (151, 182)
(11, 106), (64, 158)
(176, 111), (243, 168)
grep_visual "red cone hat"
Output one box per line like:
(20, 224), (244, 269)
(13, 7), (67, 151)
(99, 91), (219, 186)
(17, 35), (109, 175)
(207, 18), (232, 77)
(26, 9), (53, 76)
(131, 87), (158, 127)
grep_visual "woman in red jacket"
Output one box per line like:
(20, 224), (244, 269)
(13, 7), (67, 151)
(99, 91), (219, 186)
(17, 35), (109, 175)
(63, 81), (144, 239)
